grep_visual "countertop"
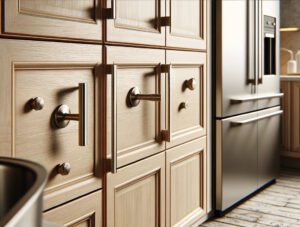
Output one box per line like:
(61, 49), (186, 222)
(280, 75), (300, 81)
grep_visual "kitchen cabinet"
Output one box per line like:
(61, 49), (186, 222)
(166, 137), (207, 227)
(104, 0), (166, 46)
(2, 0), (102, 42)
(106, 152), (165, 227)
(105, 46), (166, 169)
(166, 0), (206, 49)
(0, 39), (102, 210)
(44, 190), (102, 227)
(166, 50), (207, 149)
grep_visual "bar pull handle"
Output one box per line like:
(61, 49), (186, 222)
(231, 93), (283, 103)
(103, 0), (116, 19)
(231, 110), (283, 126)
(54, 83), (88, 146)
(127, 87), (161, 107)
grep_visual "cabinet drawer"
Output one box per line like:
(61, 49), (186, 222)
(0, 39), (102, 210)
(166, 51), (206, 149)
(106, 152), (165, 227)
(2, 0), (102, 41)
(44, 190), (102, 227)
(166, 0), (206, 50)
(105, 0), (165, 46)
(166, 137), (206, 226)
(105, 46), (166, 170)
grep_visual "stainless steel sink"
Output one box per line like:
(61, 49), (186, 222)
(0, 157), (47, 227)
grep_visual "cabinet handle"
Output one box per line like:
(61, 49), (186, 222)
(30, 97), (45, 111)
(230, 110), (283, 126)
(103, 0), (116, 19)
(163, 64), (173, 142)
(54, 83), (88, 146)
(127, 87), (161, 107)
(57, 162), (71, 175)
(184, 78), (196, 90)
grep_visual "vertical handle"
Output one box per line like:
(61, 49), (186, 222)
(247, 0), (256, 84)
(110, 65), (117, 173)
(79, 83), (88, 146)
(257, 0), (263, 84)
(162, 64), (172, 142)
(104, 0), (116, 19)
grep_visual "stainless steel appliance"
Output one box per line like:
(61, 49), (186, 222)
(215, 0), (283, 212)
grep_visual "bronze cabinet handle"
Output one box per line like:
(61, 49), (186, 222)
(184, 78), (196, 90)
(53, 83), (88, 146)
(57, 162), (71, 175)
(30, 97), (45, 111)
(127, 87), (161, 107)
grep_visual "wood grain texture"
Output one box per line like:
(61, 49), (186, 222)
(44, 190), (102, 227)
(291, 82), (300, 152)
(2, 0), (102, 41)
(202, 169), (300, 227)
(106, 46), (165, 168)
(106, 152), (165, 227)
(166, 50), (207, 149)
(166, 137), (207, 227)
(0, 39), (102, 210)
(281, 81), (291, 152)
(166, 0), (206, 50)
(106, 0), (165, 46)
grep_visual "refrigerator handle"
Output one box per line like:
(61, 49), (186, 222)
(257, 0), (263, 84)
(230, 110), (283, 126)
(247, 0), (256, 84)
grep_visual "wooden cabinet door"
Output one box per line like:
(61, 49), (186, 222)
(281, 81), (291, 152)
(0, 39), (102, 210)
(106, 152), (165, 227)
(105, 0), (165, 46)
(3, 0), (102, 41)
(291, 81), (300, 152)
(105, 46), (166, 169)
(44, 190), (102, 227)
(166, 0), (206, 49)
(166, 137), (206, 227)
(166, 50), (206, 149)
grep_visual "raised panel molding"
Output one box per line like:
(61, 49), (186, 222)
(166, 137), (206, 227)
(280, 81), (291, 152)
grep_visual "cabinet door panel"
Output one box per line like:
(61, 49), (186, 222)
(105, 0), (165, 46)
(3, 0), (102, 41)
(166, 137), (206, 226)
(106, 46), (166, 168)
(291, 82), (300, 152)
(166, 51), (206, 149)
(166, 0), (206, 49)
(280, 81), (291, 151)
(44, 190), (102, 227)
(106, 152), (165, 227)
(0, 39), (102, 210)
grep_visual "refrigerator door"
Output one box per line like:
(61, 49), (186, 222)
(216, 0), (258, 118)
(216, 111), (258, 211)
(258, 106), (281, 187)
(257, 1), (281, 110)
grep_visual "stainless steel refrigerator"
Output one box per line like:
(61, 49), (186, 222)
(215, 0), (283, 212)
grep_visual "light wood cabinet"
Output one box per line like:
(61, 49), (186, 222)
(0, 39), (102, 210)
(44, 190), (102, 227)
(166, 137), (206, 227)
(166, 0), (206, 49)
(105, 46), (166, 169)
(105, 0), (166, 46)
(166, 50), (207, 149)
(106, 152), (165, 227)
(281, 81), (291, 152)
(2, 0), (102, 41)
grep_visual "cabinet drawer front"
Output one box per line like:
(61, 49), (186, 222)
(166, 0), (206, 49)
(0, 40), (102, 209)
(44, 190), (102, 227)
(106, 152), (165, 227)
(166, 137), (206, 227)
(106, 47), (166, 169)
(3, 0), (102, 41)
(166, 51), (206, 149)
(106, 0), (165, 46)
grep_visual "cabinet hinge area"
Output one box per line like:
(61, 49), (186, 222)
(160, 17), (171, 27)
(161, 130), (170, 142)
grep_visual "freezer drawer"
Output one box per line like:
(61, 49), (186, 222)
(216, 107), (282, 211)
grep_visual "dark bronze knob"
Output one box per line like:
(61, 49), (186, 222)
(57, 162), (71, 175)
(184, 78), (196, 90)
(30, 97), (45, 110)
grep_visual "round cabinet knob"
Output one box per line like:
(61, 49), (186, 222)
(179, 102), (188, 110)
(184, 78), (196, 90)
(57, 162), (71, 175)
(30, 97), (45, 110)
